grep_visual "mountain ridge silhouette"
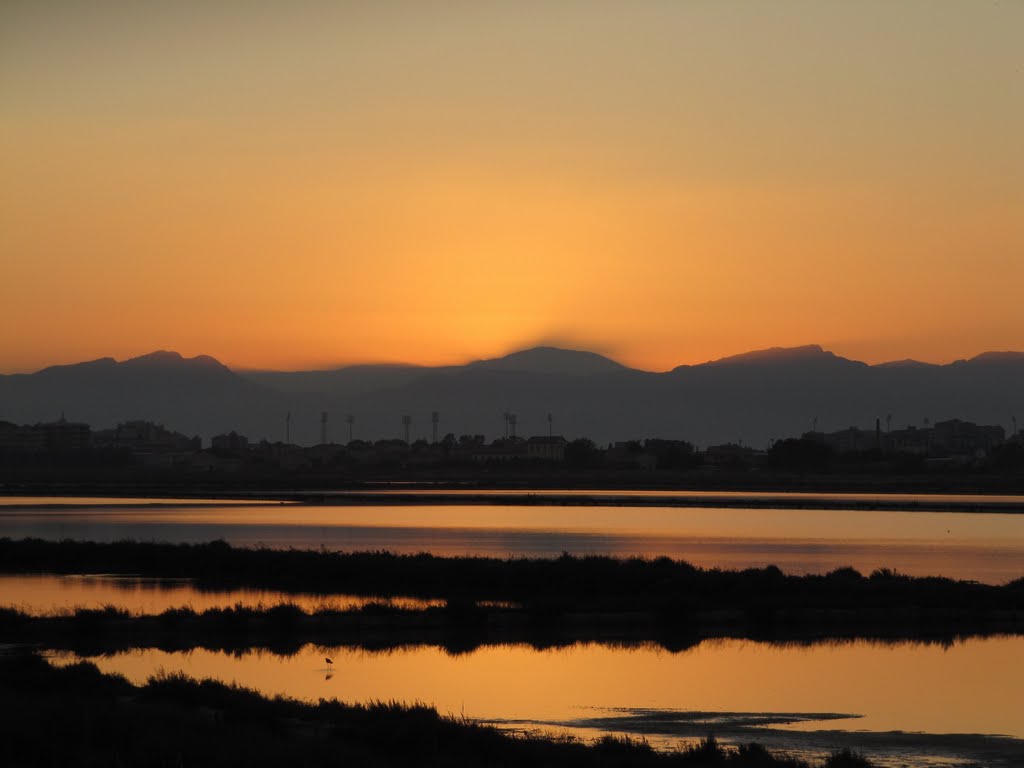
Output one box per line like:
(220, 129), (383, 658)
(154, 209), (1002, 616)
(2, 345), (1021, 447)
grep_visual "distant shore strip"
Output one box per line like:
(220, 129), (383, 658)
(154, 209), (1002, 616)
(3, 489), (1024, 512)
(1, 538), (1022, 646)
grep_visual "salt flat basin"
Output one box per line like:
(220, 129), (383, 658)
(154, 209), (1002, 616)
(3, 501), (1024, 583)
(0, 574), (441, 616)
(51, 635), (1024, 768)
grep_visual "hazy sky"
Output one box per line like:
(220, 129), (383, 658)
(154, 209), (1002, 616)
(2, 0), (1022, 372)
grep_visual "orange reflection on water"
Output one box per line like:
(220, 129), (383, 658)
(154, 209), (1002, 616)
(5, 503), (1022, 541)
(55, 636), (1024, 740)
(4, 502), (1024, 582)
(0, 575), (440, 616)
(10, 503), (1018, 540)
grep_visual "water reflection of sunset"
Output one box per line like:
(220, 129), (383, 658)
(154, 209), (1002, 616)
(5, 502), (1023, 583)
(0, 574), (440, 616)
(54, 637), (1024, 741)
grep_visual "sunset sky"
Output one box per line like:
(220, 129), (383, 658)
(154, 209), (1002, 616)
(2, 0), (1022, 373)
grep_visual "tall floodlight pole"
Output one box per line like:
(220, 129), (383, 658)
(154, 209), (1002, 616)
(402, 414), (412, 444)
(431, 411), (439, 443)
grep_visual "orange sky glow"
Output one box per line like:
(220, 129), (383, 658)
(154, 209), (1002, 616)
(2, 1), (1022, 373)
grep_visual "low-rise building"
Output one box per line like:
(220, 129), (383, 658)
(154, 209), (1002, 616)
(526, 435), (567, 462)
(211, 431), (249, 455)
(888, 426), (932, 455)
(931, 419), (1004, 456)
(0, 418), (91, 453)
(93, 420), (200, 453)
(471, 439), (529, 463)
(705, 443), (761, 467)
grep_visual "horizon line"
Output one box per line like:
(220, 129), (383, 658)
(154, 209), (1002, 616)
(5, 343), (1024, 377)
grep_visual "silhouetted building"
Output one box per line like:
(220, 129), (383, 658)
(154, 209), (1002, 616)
(606, 441), (657, 470)
(0, 421), (44, 453)
(305, 443), (345, 466)
(471, 438), (528, 463)
(93, 420), (200, 453)
(808, 419), (1005, 458)
(931, 419), (1004, 456)
(888, 425), (932, 455)
(819, 427), (878, 453)
(211, 431), (249, 455)
(526, 435), (567, 461)
(705, 443), (760, 467)
(4, 418), (93, 453)
(187, 452), (243, 472)
(49, 418), (91, 452)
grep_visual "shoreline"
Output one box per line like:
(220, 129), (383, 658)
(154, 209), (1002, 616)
(0, 652), (885, 768)
(2, 539), (1022, 644)
(3, 488), (1024, 513)
(4, 652), (1021, 768)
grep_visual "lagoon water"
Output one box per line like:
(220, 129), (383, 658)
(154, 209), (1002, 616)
(50, 636), (1024, 767)
(0, 574), (442, 616)
(2, 496), (1023, 583)
(5, 495), (1024, 767)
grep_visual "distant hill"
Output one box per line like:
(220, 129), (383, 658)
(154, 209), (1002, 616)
(2, 346), (1021, 447)
(467, 347), (627, 375)
(0, 352), (281, 442)
(244, 364), (430, 399)
(686, 344), (856, 368)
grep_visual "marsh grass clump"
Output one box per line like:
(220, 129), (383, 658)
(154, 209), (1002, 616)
(69, 605), (132, 628)
(733, 742), (800, 767)
(684, 735), (727, 764)
(677, 736), (809, 767)
(592, 733), (655, 756)
(264, 601), (305, 626)
(823, 748), (872, 768)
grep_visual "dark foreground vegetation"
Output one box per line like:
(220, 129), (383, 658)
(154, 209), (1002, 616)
(2, 538), (1023, 649)
(0, 653), (872, 768)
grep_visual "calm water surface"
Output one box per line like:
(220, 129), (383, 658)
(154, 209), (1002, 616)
(51, 636), (1024, 767)
(329, 488), (1024, 504)
(0, 574), (441, 615)
(3, 499), (1023, 582)
(9, 496), (1023, 766)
